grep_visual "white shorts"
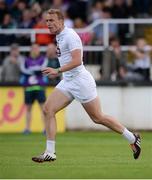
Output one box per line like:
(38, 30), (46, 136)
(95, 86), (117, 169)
(56, 70), (97, 103)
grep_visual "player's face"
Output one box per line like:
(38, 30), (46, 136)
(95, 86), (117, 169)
(46, 13), (63, 34)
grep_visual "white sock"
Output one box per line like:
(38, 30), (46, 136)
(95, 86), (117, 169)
(46, 140), (55, 153)
(122, 128), (135, 144)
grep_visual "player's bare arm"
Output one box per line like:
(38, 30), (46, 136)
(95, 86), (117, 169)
(58, 49), (82, 72)
(42, 49), (81, 76)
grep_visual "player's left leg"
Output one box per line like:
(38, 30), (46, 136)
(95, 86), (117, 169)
(82, 97), (124, 133)
(37, 89), (47, 133)
(82, 97), (141, 159)
(39, 103), (46, 133)
(32, 88), (73, 163)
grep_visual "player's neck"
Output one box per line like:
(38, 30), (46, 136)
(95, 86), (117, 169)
(56, 25), (65, 35)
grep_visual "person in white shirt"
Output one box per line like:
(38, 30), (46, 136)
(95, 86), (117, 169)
(32, 9), (141, 163)
(125, 38), (151, 81)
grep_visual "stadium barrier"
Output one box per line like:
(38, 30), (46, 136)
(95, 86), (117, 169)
(66, 86), (152, 130)
(0, 84), (152, 132)
(0, 86), (65, 133)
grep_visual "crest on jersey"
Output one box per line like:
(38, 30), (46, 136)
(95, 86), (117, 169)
(56, 43), (61, 57)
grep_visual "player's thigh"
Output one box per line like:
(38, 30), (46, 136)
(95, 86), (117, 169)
(70, 71), (97, 103)
(44, 88), (72, 113)
(82, 97), (102, 118)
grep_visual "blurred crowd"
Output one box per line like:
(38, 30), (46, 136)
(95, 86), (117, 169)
(0, 0), (152, 83)
(1, 37), (151, 83)
(101, 37), (151, 81)
(0, 0), (152, 45)
(1, 43), (60, 84)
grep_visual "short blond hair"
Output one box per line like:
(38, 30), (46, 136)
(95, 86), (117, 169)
(47, 9), (64, 21)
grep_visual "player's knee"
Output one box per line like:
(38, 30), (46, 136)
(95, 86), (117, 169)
(43, 105), (48, 116)
(90, 113), (102, 124)
(93, 118), (101, 124)
(91, 113), (105, 124)
(43, 103), (55, 117)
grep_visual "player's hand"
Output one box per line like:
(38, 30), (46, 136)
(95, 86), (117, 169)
(42, 67), (58, 76)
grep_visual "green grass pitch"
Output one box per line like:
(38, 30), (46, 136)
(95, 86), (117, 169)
(0, 131), (152, 179)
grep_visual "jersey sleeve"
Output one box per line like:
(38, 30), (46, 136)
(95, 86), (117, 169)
(67, 32), (82, 51)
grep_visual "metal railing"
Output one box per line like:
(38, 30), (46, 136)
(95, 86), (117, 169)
(0, 18), (152, 52)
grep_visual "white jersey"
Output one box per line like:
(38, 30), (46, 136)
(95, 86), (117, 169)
(56, 27), (86, 80)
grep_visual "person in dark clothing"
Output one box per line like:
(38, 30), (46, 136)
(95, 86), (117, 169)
(101, 37), (127, 81)
(46, 43), (60, 84)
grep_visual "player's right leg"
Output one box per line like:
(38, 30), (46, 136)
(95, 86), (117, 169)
(32, 88), (73, 163)
(82, 97), (141, 159)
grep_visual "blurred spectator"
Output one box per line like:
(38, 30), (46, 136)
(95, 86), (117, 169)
(67, 1), (87, 22)
(93, 7), (118, 45)
(10, 0), (27, 24)
(0, 0), (8, 24)
(20, 43), (48, 134)
(33, 12), (55, 45)
(101, 37), (127, 81)
(111, 0), (135, 18)
(0, 13), (16, 28)
(39, 0), (52, 11)
(0, 13), (17, 45)
(47, 43), (60, 69)
(63, 10), (74, 28)
(110, 0), (135, 44)
(74, 17), (93, 45)
(89, 0), (104, 22)
(30, 2), (42, 22)
(1, 43), (24, 82)
(19, 9), (35, 28)
(51, 0), (69, 12)
(124, 37), (151, 81)
(5, 0), (15, 7)
(104, 0), (114, 8)
(16, 9), (35, 45)
(46, 43), (60, 84)
(134, 0), (151, 17)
